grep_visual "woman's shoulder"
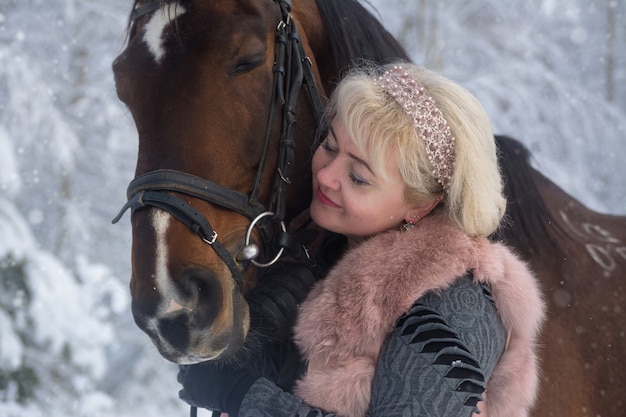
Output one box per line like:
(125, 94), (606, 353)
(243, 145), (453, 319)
(419, 272), (497, 322)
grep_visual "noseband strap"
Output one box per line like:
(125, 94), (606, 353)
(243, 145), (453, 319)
(112, 169), (272, 289)
(117, 188), (245, 288)
(113, 169), (268, 223)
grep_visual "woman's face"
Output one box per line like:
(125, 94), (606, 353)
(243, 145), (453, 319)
(310, 119), (415, 238)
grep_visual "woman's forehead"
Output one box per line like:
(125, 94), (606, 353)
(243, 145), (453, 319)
(337, 118), (402, 182)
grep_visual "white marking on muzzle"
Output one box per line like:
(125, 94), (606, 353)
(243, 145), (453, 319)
(153, 209), (172, 301)
(153, 210), (190, 317)
(143, 2), (186, 62)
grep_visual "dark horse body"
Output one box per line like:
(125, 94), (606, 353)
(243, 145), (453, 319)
(113, 0), (626, 415)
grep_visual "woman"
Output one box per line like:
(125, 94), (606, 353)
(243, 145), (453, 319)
(178, 63), (545, 417)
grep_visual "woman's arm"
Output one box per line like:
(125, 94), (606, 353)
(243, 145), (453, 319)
(239, 378), (338, 417)
(367, 275), (507, 417)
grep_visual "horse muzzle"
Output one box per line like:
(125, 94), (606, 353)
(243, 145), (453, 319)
(131, 266), (250, 364)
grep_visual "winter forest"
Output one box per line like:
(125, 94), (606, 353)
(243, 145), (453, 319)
(0, 0), (624, 416)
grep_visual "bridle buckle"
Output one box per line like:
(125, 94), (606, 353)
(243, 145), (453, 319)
(202, 231), (218, 245)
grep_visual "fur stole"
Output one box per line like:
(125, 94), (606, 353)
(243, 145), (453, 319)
(293, 214), (545, 417)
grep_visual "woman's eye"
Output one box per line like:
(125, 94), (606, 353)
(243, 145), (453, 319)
(321, 140), (336, 153)
(349, 172), (369, 186)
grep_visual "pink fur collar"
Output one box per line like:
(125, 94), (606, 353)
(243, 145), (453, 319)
(293, 214), (545, 417)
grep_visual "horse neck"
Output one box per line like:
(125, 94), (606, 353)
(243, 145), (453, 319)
(494, 135), (626, 280)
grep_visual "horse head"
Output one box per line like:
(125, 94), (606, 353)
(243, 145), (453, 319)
(112, 0), (324, 363)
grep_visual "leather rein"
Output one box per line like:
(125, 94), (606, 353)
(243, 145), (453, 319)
(113, 0), (325, 291)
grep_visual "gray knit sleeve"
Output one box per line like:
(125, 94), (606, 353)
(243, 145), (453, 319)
(238, 377), (336, 417)
(367, 274), (507, 416)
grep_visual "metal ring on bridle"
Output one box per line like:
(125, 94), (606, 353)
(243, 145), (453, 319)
(244, 211), (286, 267)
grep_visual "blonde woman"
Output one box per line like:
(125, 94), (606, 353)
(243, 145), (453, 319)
(179, 63), (545, 417)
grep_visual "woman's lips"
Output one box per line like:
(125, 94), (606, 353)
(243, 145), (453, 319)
(316, 188), (341, 208)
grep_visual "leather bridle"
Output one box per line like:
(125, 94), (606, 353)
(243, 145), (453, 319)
(113, 0), (325, 290)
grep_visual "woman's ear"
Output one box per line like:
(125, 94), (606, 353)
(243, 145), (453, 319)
(405, 196), (442, 224)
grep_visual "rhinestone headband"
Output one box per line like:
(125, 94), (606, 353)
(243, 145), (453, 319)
(374, 66), (456, 191)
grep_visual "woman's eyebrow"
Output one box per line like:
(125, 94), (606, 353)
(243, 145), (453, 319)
(348, 152), (374, 175)
(331, 122), (374, 175)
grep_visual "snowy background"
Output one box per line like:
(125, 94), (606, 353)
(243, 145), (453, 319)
(0, 0), (624, 416)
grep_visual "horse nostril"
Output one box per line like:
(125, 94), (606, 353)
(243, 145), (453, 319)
(157, 312), (190, 351)
(184, 268), (223, 328)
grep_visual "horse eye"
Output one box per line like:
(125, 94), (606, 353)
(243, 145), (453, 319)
(229, 56), (264, 75)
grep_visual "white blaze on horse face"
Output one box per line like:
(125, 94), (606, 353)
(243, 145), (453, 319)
(153, 209), (173, 304)
(153, 210), (188, 315)
(143, 3), (186, 62)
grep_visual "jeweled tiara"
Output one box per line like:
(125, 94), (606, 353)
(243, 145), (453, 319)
(375, 66), (456, 191)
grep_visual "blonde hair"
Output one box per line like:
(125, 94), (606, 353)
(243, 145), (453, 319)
(323, 62), (506, 237)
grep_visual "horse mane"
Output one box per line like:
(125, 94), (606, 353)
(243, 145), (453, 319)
(493, 135), (568, 265)
(314, 0), (410, 74)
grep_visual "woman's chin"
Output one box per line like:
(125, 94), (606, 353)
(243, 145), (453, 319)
(310, 202), (332, 230)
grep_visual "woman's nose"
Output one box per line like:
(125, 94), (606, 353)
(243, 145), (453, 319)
(317, 160), (341, 190)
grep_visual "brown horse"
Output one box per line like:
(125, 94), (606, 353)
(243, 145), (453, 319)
(112, 0), (626, 416)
